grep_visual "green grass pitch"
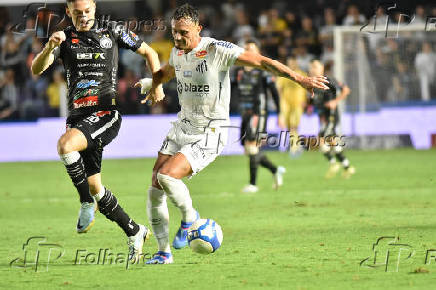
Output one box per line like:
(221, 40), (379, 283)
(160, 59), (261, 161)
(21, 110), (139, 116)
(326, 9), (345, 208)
(1, 149), (435, 289)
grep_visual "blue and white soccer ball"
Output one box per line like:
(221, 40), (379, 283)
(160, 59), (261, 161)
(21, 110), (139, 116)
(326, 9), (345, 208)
(187, 219), (223, 254)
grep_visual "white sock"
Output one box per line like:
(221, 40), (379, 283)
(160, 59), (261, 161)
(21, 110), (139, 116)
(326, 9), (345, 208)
(94, 186), (105, 201)
(59, 151), (80, 165)
(156, 173), (197, 223)
(147, 186), (170, 253)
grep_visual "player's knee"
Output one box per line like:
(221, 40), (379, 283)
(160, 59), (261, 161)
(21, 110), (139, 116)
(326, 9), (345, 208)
(88, 183), (100, 195)
(57, 135), (74, 155)
(244, 144), (259, 155)
(152, 170), (162, 189)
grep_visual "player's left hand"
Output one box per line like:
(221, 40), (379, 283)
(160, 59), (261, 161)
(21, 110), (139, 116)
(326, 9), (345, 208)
(325, 100), (338, 110)
(300, 76), (329, 97)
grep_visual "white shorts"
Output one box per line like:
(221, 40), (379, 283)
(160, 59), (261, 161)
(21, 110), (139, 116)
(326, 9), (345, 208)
(159, 120), (228, 177)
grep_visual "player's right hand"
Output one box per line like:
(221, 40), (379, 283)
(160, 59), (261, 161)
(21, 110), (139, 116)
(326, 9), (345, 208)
(140, 85), (165, 106)
(47, 31), (66, 50)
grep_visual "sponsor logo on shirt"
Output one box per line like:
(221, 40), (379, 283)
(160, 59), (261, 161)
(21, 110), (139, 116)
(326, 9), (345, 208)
(177, 50), (184, 56)
(121, 31), (137, 47)
(73, 88), (99, 100)
(213, 41), (234, 49)
(177, 81), (210, 94)
(183, 71), (192, 78)
(78, 63), (106, 68)
(72, 38), (79, 44)
(73, 96), (98, 108)
(77, 53), (106, 60)
(78, 71), (104, 77)
(77, 79), (100, 89)
(195, 50), (207, 58)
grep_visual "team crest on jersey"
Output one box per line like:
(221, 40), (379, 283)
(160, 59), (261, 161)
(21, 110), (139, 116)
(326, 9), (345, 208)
(196, 60), (208, 74)
(100, 36), (112, 49)
(195, 50), (207, 58)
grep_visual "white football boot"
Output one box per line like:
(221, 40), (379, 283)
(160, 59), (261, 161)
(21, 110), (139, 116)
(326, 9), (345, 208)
(273, 166), (286, 190)
(242, 184), (259, 193)
(128, 224), (152, 263)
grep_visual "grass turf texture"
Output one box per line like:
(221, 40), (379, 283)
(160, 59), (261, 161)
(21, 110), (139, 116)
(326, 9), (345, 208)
(0, 149), (435, 289)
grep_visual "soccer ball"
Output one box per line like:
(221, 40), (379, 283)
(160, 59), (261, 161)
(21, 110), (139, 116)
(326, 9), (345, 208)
(187, 219), (223, 254)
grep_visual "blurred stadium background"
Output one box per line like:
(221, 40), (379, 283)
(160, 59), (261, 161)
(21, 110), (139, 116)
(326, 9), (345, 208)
(1, 0), (436, 162)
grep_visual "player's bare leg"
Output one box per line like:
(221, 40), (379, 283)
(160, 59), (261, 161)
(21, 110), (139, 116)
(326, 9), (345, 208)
(57, 129), (96, 233)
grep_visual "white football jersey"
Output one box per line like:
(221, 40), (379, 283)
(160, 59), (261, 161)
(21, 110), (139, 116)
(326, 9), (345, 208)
(169, 37), (244, 128)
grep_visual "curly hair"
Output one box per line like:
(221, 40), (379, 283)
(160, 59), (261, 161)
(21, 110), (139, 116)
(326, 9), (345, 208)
(171, 3), (199, 24)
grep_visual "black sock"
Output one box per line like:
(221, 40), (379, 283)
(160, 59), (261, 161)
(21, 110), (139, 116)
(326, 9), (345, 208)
(97, 189), (139, 236)
(249, 154), (259, 185)
(64, 157), (94, 203)
(323, 152), (334, 163)
(335, 152), (350, 169)
(258, 152), (277, 174)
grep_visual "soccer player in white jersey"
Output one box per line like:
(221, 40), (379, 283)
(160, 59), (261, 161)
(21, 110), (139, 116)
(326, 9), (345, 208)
(137, 4), (329, 264)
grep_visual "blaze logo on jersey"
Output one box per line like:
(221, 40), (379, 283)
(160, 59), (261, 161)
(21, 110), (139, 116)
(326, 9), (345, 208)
(73, 96), (98, 108)
(195, 50), (207, 58)
(77, 53), (106, 60)
(177, 81), (210, 94)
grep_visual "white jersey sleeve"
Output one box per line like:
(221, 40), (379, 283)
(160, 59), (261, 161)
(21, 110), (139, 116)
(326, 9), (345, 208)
(168, 47), (176, 67)
(210, 41), (245, 71)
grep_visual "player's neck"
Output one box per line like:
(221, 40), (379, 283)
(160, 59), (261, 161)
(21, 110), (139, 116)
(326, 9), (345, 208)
(184, 36), (202, 53)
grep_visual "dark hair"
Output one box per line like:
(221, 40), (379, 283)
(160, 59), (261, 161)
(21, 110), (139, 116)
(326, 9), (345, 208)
(66, 0), (95, 3)
(245, 39), (260, 47)
(172, 3), (199, 24)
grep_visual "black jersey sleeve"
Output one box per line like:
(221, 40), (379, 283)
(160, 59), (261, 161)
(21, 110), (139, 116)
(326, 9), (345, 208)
(113, 28), (144, 51)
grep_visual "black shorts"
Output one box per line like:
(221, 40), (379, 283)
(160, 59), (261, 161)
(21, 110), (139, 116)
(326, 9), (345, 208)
(240, 112), (267, 145)
(67, 110), (121, 176)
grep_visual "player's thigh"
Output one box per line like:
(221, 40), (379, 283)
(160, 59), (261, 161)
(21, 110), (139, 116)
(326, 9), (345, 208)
(158, 152), (193, 179)
(57, 128), (88, 154)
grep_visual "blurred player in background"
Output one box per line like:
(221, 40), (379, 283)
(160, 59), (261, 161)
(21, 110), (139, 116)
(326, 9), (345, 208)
(233, 39), (285, 193)
(308, 60), (355, 178)
(138, 4), (329, 264)
(276, 56), (307, 157)
(31, 0), (164, 261)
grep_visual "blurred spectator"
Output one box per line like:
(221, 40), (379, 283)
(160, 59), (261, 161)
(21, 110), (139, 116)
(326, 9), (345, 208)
(294, 46), (314, 72)
(415, 42), (436, 101)
(22, 72), (48, 120)
(319, 8), (337, 47)
(46, 69), (67, 117)
(232, 9), (255, 44)
(342, 5), (366, 26)
(296, 16), (321, 56)
(149, 30), (173, 64)
(414, 5), (426, 25)
(0, 69), (19, 120)
(118, 69), (141, 115)
(388, 62), (418, 102)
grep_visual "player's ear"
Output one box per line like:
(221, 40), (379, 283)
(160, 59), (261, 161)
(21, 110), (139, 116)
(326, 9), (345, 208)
(197, 24), (202, 34)
(65, 7), (71, 18)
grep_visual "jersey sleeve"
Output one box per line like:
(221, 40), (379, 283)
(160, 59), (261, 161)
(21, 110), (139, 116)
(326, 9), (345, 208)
(210, 40), (244, 71)
(114, 28), (144, 51)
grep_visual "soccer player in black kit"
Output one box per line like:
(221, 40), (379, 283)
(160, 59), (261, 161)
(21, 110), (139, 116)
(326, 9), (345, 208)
(309, 60), (355, 179)
(31, 0), (164, 262)
(234, 40), (286, 193)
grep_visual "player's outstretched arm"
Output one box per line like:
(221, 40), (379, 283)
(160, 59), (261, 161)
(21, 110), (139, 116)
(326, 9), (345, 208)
(31, 31), (65, 76)
(135, 43), (165, 104)
(234, 51), (329, 92)
(135, 64), (175, 105)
